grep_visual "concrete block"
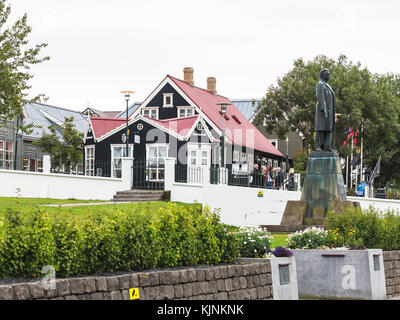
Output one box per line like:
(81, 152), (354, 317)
(174, 285), (184, 299)
(106, 277), (120, 291)
(269, 257), (298, 300)
(70, 278), (86, 295)
(171, 271), (180, 284)
(293, 249), (386, 300)
(13, 284), (31, 300)
(196, 269), (205, 282)
(118, 275), (131, 289)
(96, 277), (107, 292)
(129, 274), (139, 288)
(27, 282), (44, 300)
(57, 279), (71, 296)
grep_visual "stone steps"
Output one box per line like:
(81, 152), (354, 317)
(113, 189), (169, 202)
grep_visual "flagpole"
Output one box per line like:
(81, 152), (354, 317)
(360, 124), (364, 182)
(351, 134), (354, 189)
(346, 156), (348, 190)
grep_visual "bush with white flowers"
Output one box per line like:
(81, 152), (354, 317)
(234, 226), (273, 258)
(286, 227), (330, 249)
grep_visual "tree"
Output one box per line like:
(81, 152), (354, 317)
(254, 54), (400, 183)
(0, 0), (49, 125)
(34, 117), (84, 173)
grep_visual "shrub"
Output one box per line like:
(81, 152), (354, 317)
(286, 227), (328, 249)
(326, 206), (400, 251)
(0, 203), (240, 279)
(234, 227), (273, 258)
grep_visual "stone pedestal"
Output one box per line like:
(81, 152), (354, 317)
(279, 150), (360, 227)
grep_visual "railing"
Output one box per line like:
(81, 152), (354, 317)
(132, 159), (165, 190)
(210, 167), (229, 185)
(175, 164), (203, 184)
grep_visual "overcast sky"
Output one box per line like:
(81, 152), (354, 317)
(8, 0), (400, 112)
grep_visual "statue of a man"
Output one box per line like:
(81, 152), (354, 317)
(315, 69), (335, 151)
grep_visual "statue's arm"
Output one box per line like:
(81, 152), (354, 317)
(316, 83), (328, 118)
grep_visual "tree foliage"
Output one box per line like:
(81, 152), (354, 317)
(0, 0), (49, 125)
(254, 54), (400, 182)
(34, 117), (84, 172)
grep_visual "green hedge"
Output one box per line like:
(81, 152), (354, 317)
(326, 206), (400, 251)
(0, 203), (240, 279)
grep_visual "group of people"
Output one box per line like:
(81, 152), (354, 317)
(252, 163), (295, 190)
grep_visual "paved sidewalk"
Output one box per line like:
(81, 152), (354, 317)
(41, 201), (132, 207)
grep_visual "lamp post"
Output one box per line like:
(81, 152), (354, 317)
(285, 136), (289, 174)
(121, 91), (134, 157)
(216, 102), (231, 168)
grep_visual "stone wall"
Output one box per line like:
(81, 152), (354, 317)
(0, 262), (273, 300)
(383, 250), (400, 298)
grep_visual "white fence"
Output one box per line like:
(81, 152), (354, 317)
(0, 158), (133, 201)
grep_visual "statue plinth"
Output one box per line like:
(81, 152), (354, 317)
(279, 150), (360, 228)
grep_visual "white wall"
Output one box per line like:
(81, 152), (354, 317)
(171, 182), (301, 226)
(0, 158), (133, 201)
(348, 196), (400, 213)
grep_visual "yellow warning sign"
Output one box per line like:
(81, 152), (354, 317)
(258, 191), (264, 198)
(129, 288), (140, 300)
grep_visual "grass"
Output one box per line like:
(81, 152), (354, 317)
(270, 233), (289, 248)
(0, 197), (201, 221)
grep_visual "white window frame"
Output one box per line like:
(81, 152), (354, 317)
(141, 107), (159, 119)
(146, 143), (169, 181)
(270, 139), (278, 150)
(0, 140), (4, 169)
(187, 143), (211, 167)
(177, 107), (195, 118)
(163, 93), (174, 107)
(85, 145), (95, 176)
(111, 144), (133, 178)
(4, 141), (13, 170)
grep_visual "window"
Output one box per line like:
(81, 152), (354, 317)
(178, 107), (195, 118)
(270, 139), (278, 150)
(233, 150), (240, 162)
(163, 93), (173, 107)
(187, 144), (211, 167)
(0, 141), (4, 169)
(5, 141), (13, 170)
(23, 158), (29, 171)
(85, 146), (95, 176)
(142, 108), (159, 119)
(111, 145), (133, 178)
(146, 144), (168, 181)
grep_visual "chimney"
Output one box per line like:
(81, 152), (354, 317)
(207, 77), (217, 95)
(183, 67), (194, 86)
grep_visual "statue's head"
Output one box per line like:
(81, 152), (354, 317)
(320, 69), (330, 82)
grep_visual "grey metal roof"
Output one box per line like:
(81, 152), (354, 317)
(115, 102), (141, 119)
(231, 99), (262, 121)
(23, 101), (88, 141)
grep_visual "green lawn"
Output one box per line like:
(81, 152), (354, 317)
(270, 233), (289, 248)
(0, 197), (200, 220)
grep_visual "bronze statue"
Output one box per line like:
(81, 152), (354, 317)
(315, 69), (335, 151)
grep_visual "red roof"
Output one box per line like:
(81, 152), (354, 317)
(90, 117), (126, 140)
(169, 76), (283, 157)
(147, 115), (199, 137)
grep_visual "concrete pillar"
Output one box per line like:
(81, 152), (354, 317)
(43, 154), (51, 174)
(121, 157), (134, 190)
(164, 157), (176, 191)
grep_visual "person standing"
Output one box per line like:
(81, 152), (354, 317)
(275, 167), (284, 190)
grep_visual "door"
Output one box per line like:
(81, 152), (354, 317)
(187, 144), (211, 183)
(29, 159), (36, 172)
